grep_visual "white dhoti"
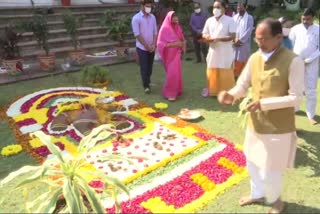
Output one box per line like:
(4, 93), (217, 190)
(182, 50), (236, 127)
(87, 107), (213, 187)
(244, 128), (297, 203)
(247, 161), (282, 204)
(304, 59), (319, 120)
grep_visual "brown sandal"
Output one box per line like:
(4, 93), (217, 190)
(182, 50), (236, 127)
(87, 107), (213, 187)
(267, 199), (285, 214)
(239, 195), (265, 206)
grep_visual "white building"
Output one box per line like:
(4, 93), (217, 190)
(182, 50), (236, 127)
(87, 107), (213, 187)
(0, 0), (128, 7)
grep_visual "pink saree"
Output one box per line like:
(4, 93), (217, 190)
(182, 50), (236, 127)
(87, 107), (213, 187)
(157, 11), (184, 99)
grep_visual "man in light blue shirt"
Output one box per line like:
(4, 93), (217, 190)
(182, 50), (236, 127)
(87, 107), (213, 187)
(131, 0), (158, 93)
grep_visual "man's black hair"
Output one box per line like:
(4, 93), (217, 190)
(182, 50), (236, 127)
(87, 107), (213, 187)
(214, 0), (227, 9)
(141, 0), (153, 5)
(259, 18), (283, 36)
(302, 8), (315, 17)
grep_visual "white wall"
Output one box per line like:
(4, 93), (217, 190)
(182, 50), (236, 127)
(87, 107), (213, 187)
(0, 0), (57, 7)
(0, 0), (127, 7)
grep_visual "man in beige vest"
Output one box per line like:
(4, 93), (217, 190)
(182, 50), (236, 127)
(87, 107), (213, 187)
(218, 18), (304, 213)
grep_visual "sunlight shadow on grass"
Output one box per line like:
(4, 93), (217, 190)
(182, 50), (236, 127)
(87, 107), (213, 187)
(284, 201), (320, 213)
(296, 128), (320, 177)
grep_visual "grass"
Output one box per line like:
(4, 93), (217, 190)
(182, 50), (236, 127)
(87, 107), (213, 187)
(0, 53), (320, 213)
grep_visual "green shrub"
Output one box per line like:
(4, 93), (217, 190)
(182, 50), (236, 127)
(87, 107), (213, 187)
(100, 10), (131, 46)
(81, 65), (110, 85)
(0, 24), (24, 60)
(62, 10), (85, 50)
(22, 11), (50, 55)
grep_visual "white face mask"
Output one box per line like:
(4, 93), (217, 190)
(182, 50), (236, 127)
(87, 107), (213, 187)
(213, 8), (222, 18)
(144, 6), (152, 14)
(282, 28), (290, 37)
(195, 8), (201, 13)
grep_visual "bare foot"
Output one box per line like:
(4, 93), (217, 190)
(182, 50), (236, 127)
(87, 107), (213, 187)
(309, 118), (318, 125)
(267, 199), (285, 214)
(239, 195), (265, 206)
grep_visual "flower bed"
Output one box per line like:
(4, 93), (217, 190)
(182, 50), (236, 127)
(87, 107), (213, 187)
(4, 87), (247, 213)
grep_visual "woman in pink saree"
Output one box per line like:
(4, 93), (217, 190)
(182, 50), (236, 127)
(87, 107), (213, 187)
(157, 11), (186, 101)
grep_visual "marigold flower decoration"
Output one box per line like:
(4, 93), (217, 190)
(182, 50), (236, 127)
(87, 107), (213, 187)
(1, 144), (23, 157)
(154, 102), (168, 110)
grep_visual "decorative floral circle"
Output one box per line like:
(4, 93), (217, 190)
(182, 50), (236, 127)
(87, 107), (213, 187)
(5, 87), (247, 214)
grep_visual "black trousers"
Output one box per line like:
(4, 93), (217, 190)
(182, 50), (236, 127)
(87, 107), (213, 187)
(192, 33), (208, 62)
(136, 47), (155, 89)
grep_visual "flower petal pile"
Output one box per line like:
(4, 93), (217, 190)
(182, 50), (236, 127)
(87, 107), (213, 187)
(1, 144), (23, 156)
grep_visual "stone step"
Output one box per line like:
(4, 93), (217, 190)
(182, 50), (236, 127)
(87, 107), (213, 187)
(19, 33), (108, 48)
(0, 4), (140, 65)
(20, 26), (107, 42)
(0, 18), (100, 31)
(0, 8), (137, 23)
(19, 32), (134, 49)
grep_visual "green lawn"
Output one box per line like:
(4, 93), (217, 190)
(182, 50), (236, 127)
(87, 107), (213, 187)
(0, 54), (320, 213)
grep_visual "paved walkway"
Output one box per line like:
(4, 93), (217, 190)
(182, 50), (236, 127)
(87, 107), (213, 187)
(0, 56), (132, 85)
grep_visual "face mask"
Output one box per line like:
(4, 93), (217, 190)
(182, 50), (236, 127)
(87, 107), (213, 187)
(282, 28), (290, 37)
(194, 8), (201, 13)
(213, 8), (222, 18)
(144, 6), (152, 14)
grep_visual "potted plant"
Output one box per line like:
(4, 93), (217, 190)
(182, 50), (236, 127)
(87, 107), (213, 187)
(81, 65), (111, 87)
(0, 125), (129, 213)
(62, 10), (86, 66)
(0, 24), (24, 75)
(100, 10), (131, 57)
(284, 0), (300, 11)
(23, 11), (55, 72)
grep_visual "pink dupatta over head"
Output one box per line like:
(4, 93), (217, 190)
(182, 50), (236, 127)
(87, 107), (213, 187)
(157, 11), (184, 62)
(157, 11), (184, 99)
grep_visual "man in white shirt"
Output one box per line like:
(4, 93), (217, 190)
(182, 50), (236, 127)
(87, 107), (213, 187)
(289, 8), (320, 125)
(233, 2), (254, 77)
(201, 0), (236, 97)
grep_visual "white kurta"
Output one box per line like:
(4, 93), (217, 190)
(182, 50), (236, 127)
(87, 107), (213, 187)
(202, 15), (236, 69)
(289, 23), (320, 119)
(229, 54), (305, 171)
(233, 12), (254, 62)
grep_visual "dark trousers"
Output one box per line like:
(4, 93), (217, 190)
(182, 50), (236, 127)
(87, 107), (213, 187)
(136, 47), (155, 89)
(193, 33), (208, 62)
